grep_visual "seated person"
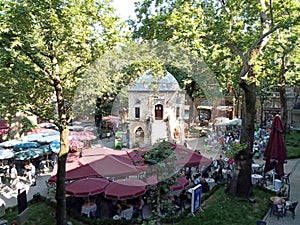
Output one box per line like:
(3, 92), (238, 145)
(200, 177), (210, 193)
(81, 199), (97, 218)
(277, 186), (288, 199)
(179, 190), (188, 209)
(120, 203), (133, 220)
(133, 196), (144, 218)
(193, 174), (200, 185)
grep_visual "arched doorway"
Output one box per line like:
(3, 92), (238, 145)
(134, 126), (145, 147)
(155, 104), (163, 120)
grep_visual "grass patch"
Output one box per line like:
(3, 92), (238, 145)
(286, 130), (300, 159)
(175, 186), (273, 225)
(3, 201), (84, 225)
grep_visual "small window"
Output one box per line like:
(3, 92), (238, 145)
(176, 107), (180, 118)
(135, 107), (140, 118)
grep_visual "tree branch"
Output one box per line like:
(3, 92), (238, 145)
(62, 64), (86, 81)
(18, 46), (51, 77)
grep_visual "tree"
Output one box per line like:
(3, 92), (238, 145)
(258, 23), (300, 135)
(0, 0), (121, 224)
(135, 140), (180, 224)
(130, 0), (300, 197)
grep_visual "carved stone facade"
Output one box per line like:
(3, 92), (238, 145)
(127, 72), (185, 148)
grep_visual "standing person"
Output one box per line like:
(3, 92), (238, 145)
(134, 196), (144, 218)
(25, 162), (36, 186)
(10, 164), (18, 188)
(51, 153), (57, 169)
(99, 131), (103, 140)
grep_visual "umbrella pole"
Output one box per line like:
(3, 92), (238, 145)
(272, 170), (275, 188)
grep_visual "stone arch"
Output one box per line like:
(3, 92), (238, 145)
(132, 125), (146, 147)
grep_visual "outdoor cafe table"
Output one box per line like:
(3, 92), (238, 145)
(251, 163), (260, 173)
(251, 174), (263, 184)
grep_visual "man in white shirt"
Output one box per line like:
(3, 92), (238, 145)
(25, 162), (36, 185)
(10, 164), (18, 187)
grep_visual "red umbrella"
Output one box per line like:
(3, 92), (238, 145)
(174, 145), (212, 168)
(79, 154), (140, 177)
(0, 120), (9, 135)
(48, 160), (99, 182)
(263, 115), (287, 177)
(66, 177), (109, 197)
(69, 131), (97, 141)
(49, 154), (140, 182)
(146, 175), (189, 191)
(170, 176), (189, 191)
(49, 148), (141, 182)
(104, 178), (147, 200)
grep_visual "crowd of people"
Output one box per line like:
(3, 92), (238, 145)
(66, 195), (146, 220)
(0, 152), (57, 189)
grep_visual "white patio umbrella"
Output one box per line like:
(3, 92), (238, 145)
(0, 149), (14, 160)
(0, 140), (23, 148)
(21, 134), (44, 142)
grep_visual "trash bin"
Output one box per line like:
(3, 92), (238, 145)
(274, 179), (282, 191)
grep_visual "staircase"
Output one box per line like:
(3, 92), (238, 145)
(151, 120), (167, 144)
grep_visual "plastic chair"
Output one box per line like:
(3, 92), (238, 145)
(285, 201), (298, 219)
(281, 172), (291, 184)
(274, 204), (286, 220)
(270, 203), (285, 220)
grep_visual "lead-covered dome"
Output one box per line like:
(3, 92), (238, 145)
(129, 71), (180, 92)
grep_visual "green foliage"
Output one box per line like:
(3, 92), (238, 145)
(286, 131), (300, 158)
(0, 1), (122, 223)
(224, 143), (247, 159)
(21, 117), (36, 135)
(142, 140), (174, 165)
(0, 0), (122, 125)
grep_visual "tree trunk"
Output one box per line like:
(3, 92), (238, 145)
(279, 57), (287, 137)
(53, 68), (69, 225)
(279, 84), (287, 137)
(228, 76), (255, 198)
(259, 95), (265, 127)
(238, 81), (256, 197)
(55, 128), (69, 225)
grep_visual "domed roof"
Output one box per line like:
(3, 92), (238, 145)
(129, 71), (180, 92)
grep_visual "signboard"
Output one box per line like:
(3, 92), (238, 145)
(17, 189), (29, 225)
(191, 184), (202, 214)
(17, 190), (27, 214)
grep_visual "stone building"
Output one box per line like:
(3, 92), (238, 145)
(127, 71), (185, 148)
